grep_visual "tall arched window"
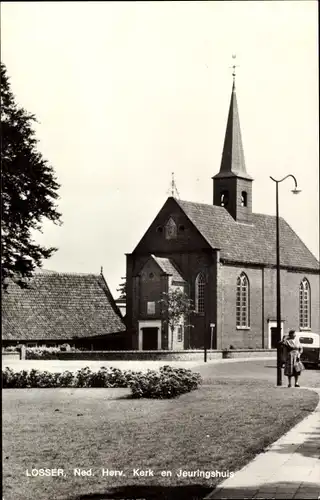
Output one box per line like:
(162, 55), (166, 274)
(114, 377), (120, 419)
(299, 278), (311, 328)
(195, 272), (205, 313)
(165, 217), (177, 239)
(236, 273), (249, 327)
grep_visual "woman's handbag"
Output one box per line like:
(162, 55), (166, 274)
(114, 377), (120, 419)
(294, 360), (305, 372)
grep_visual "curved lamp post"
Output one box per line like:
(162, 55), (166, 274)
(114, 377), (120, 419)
(270, 175), (301, 386)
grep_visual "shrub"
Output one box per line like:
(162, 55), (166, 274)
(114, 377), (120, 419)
(25, 347), (81, 359)
(128, 365), (202, 399)
(3, 346), (19, 352)
(2, 368), (30, 388)
(104, 367), (129, 388)
(57, 371), (75, 387)
(74, 366), (131, 388)
(75, 367), (92, 387)
(26, 348), (61, 360)
(60, 343), (71, 352)
(2, 367), (16, 388)
(2, 365), (202, 397)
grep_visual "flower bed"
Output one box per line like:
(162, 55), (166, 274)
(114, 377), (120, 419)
(2, 365), (202, 398)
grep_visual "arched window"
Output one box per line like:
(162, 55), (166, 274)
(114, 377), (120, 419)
(195, 272), (205, 314)
(165, 217), (177, 239)
(299, 278), (311, 328)
(236, 273), (250, 327)
(220, 191), (229, 207)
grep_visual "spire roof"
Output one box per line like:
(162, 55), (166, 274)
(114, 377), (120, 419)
(214, 80), (252, 180)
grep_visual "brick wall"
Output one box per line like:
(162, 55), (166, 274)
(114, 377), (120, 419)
(264, 268), (320, 336)
(213, 177), (253, 223)
(221, 264), (320, 350)
(220, 264), (264, 349)
(139, 258), (164, 318)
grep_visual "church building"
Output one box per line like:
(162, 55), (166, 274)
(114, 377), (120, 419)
(125, 78), (319, 351)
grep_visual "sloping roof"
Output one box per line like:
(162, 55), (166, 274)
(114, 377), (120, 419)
(2, 272), (126, 341)
(175, 199), (319, 270)
(213, 81), (252, 180)
(34, 268), (56, 274)
(151, 255), (186, 282)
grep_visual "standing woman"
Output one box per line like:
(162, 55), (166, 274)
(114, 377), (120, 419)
(281, 330), (304, 387)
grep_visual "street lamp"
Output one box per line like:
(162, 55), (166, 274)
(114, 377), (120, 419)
(270, 174), (301, 386)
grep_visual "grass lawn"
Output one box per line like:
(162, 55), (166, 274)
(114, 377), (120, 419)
(2, 360), (319, 500)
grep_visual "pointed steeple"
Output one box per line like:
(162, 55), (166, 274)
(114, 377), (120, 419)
(212, 62), (253, 223)
(214, 77), (252, 180)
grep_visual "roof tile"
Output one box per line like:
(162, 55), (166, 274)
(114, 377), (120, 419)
(176, 199), (319, 270)
(152, 255), (186, 282)
(2, 273), (126, 341)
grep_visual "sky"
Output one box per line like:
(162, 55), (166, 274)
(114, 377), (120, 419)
(1, 1), (319, 298)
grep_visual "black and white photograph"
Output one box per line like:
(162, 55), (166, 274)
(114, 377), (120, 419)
(1, 1), (319, 499)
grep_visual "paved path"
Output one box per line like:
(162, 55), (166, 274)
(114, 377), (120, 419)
(205, 387), (320, 500)
(2, 356), (276, 373)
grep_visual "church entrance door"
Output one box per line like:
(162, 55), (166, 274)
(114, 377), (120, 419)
(271, 327), (280, 348)
(138, 320), (162, 350)
(267, 320), (284, 349)
(142, 328), (158, 350)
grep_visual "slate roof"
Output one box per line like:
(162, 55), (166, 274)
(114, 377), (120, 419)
(151, 255), (186, 282)
(213, 81), (252, 180)
(176, 199), (319, 271)
(2, 272), (126, 341)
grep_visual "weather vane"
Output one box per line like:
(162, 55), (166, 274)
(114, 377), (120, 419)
(167, 172), (180, 199)
(230, 54), (239, 83)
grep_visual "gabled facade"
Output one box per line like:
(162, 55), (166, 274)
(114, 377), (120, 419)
(126, 79), (320, 351)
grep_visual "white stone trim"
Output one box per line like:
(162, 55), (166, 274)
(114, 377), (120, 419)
(267, 320), (284, 349)
(138, 320), (162, 351)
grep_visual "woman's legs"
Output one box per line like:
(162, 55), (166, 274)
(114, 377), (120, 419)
(294, 374), (300, 387)
(287, 376), (292, 387)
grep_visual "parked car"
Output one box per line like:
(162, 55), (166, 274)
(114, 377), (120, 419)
(295, 332), (320, 369)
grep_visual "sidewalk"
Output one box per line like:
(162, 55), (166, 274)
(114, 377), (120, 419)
(2, 356), (276, 373)
(205, 387), (320, 500)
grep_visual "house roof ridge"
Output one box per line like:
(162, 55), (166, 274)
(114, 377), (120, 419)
(35, 271), (101, 277)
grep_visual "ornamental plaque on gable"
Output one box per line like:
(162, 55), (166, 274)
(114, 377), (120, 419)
(165, 217), (177, 240)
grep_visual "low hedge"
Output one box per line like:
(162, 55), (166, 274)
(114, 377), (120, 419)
(129, 366), (202, 399)
(1, 366), (202, 398)
(25, 347), (80, 359)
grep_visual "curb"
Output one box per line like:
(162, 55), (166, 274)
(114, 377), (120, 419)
(204, 387), (320, 499)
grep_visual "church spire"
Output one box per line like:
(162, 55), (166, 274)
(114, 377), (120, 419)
(212, 58), (253, 223)
(214, 59), (252, 180)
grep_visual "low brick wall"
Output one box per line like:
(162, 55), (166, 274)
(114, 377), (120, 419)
(223, 349), (277, 359)
(27, 350), (224, 361)
(23, 349), (276, 361)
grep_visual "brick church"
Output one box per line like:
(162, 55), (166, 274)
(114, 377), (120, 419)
(125, 78), (320, 351)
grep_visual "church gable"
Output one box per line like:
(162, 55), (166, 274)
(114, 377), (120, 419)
(138, 256), (162, 281)
(133, 197), (211, 255)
